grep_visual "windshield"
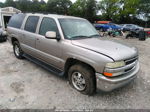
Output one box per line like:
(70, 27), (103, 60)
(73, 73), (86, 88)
(59, 19), (100, 39)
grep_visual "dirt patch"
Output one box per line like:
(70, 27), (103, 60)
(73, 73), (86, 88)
(10, 82), (25, 94)
(0, 39), (150, 109)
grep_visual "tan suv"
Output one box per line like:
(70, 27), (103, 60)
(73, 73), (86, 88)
(7, 13), (139, 95)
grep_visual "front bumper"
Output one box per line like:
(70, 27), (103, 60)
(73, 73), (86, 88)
(96, 62), (139, 92)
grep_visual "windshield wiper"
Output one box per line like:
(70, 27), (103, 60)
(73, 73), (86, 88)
(70, 34), (100, 40)
(70, 35), (89, 40)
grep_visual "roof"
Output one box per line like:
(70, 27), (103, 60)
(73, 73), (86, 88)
(25, 13), (85, 20)
(0, 7), (21, 13)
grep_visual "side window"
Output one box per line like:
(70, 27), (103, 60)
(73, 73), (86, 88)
(8, 14), (25, 28)
(39, 17), (59, 36)
(24, 16), (39, 33)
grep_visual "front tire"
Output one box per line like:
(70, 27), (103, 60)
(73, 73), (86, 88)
(68, 64), (96, 95)
(13, 41), (24, 59)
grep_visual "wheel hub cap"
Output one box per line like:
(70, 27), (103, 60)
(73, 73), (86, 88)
(15, 45), (20, 56)
(72, 72), (86, 91)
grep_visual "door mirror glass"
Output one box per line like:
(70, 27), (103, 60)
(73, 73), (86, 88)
(45, 31), (56, 39)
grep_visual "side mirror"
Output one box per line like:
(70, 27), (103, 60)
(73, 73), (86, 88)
(45, 31), (56, 39)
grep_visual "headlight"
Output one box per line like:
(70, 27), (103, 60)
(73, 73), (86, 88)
(105, 61), (125, 68)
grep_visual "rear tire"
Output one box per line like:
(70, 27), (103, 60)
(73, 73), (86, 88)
(13, 41), (24, 59)
(68, 63), (96, 95)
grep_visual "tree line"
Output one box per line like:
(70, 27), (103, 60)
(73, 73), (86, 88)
(0, 0), (150, 27)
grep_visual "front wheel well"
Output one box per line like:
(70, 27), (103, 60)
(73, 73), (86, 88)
(64, 58), (96, 78)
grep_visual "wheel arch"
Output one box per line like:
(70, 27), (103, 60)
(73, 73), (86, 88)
(64, 58), (96, 78)
(11, 37), (19, 44)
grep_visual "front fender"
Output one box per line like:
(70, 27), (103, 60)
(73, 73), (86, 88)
(66, 53), (98, 71)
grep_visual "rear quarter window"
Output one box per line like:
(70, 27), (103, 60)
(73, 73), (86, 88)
(24, 16), (39, 33)
(8, 14), (25, 29)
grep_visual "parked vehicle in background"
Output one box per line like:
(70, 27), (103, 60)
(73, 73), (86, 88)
(94, 23), (122, 32)
(7, 13), (139, 95)
(96, 21), (111, 24)
(145, 30), (150, 37)
(147, 31), (150, 36)
(122, 24), (144, 39)
(126, 30), (146, 41)
(122, 24), (144, 32)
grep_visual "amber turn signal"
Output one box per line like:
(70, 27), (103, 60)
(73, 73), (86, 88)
(103, 72), (113, 77)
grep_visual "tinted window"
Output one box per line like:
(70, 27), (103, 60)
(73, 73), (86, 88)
(24, 16), (39, 33)
(8, 14), (25, 28)
(39, 18), (59, 36)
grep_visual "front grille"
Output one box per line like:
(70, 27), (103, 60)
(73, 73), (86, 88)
(125, 67), (133, 72)
(125, 56), (138, 65)
(124, 56), (138, 73)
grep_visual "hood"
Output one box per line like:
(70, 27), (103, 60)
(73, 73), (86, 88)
(71, 38), (138, 61)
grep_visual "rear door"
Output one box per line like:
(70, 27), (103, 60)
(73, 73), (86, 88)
(21, 16), (39, 56)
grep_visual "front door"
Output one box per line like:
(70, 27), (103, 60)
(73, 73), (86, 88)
(35, 17), (63, 69)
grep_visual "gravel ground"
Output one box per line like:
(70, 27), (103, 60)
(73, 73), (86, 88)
(0, 38), (150, 110)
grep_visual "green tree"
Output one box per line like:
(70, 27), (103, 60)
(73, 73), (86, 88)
(47, 0), (72, 15)
(69, 0), (87, 17)
(15, 0), (46, 13)
(118, 0), (140, 23)
(138, 0), (150, 27)
(0, 2), (4, 8)
(5, 0), (16, 7)
(69, 0), (97, 22)
(99, 0), (120, 22)
(85, 0), (97, 22)
(15, 0), (32, 12)
(99, 0), (140, 23)
(39, 0), (47, 12)
(30, 0), (41, 12)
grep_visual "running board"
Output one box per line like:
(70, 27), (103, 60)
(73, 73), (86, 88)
(23, 54), (64, 76)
